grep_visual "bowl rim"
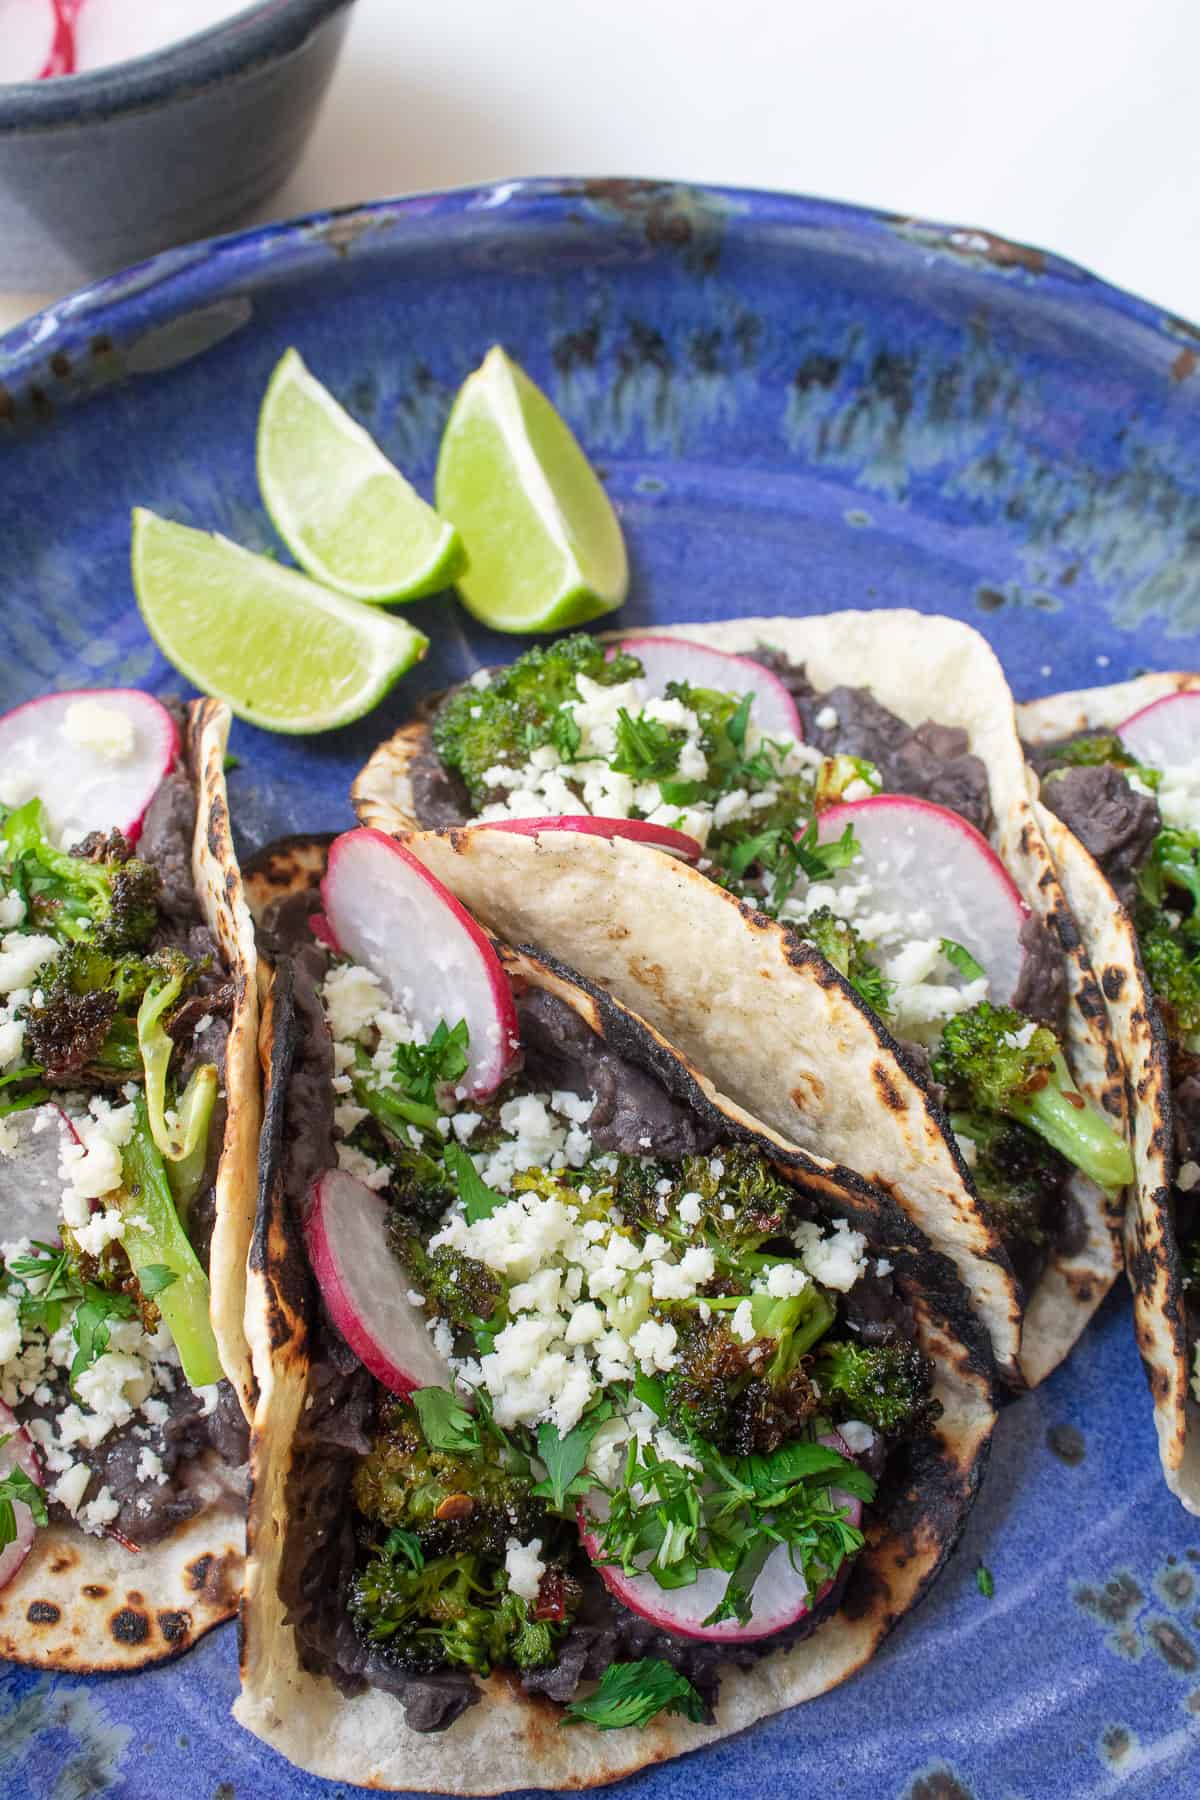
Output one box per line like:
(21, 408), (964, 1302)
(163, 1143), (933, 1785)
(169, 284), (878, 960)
(0, 0), (354, 130)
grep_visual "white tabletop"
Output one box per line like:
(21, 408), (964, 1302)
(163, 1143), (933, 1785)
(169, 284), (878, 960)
(3, 0), (1198, 334)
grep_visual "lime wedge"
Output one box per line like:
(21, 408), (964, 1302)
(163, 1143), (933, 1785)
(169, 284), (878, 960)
(131, 510), (428, 734)
(435, 346), (628, 633)
(257, 348), (465, 603)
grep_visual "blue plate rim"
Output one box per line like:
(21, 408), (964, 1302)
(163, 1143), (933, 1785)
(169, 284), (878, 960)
(0, 175), (1196, 384)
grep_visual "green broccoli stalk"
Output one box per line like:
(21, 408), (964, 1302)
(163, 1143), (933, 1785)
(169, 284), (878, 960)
(136, 951), (191, 1155)
(932, 1002), (1134, 1192)
(165, 1063), (218, 1219)
(813, 1338), (941, 1436)
(118, 1096), (222, 1388)
(1, 800), (160, 948)
(432, 635), (642, 808)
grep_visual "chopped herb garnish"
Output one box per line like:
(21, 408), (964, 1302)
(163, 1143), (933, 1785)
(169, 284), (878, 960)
(3, 1241), (83, 1336)
(444, 1141), (508, 1224)
(139, 1264), (178, 1299)
(69, 1284), (137, 1387)
(531, 1401), (613, 1513)
(411, 1385), (479, 1454)
(611, 709), (685, 781)
(0, 1435), (47, 1553)
(976, 1561), (995, 1599)
(941, 938), (986, 983)
(562, 1659), (706, 1731)
(393, 1019), (471, 1108)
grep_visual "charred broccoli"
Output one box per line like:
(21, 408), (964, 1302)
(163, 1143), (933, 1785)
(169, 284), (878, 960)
(662, 1282), (835, 1456)
(432, 634), (642, 808)
(391, 1234), (505, 1333)
(1138, 914), (1200, 1046)
(1, 799), (160, 948)
(25, 944), (157, 1080)
(620, 1144), (795, 1265)
(353, 1398), (543, 1557)
(814, 1338), (941, 1437)
(932, 1002), (1134, 1192)
(798, 906), (895, 1017)
(349, 1542), (567, 1675)
(953, 1113), (1068, 1255)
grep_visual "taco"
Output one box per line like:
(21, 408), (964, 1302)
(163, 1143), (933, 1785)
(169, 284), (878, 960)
(0, 689), (259, 1668)
(352, 611), (1133, 1388)
(234, 826), (994, 1792)
(1019, 674), (1200, 1511)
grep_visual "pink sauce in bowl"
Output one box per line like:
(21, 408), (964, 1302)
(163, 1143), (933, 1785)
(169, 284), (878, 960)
(0, 0), (259, 80)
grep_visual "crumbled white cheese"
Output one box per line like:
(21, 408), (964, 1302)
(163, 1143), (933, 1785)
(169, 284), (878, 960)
(1178, 1161), (1200, 1192)
(136, 1447), (166, 1484)
(70, 1207), (127, 1259)
(836, 1420), (877, 1455)
(793, 1219), (869, 1292)
(677, 1192), (703, 1227)
(51, 1462), (91, 1516)
(322, 963), (388, 1043)
(815, 705), (839, 731)
(335, 1143), (390, 1191)
(0, 1296), (21, 1365)
(62, 699), (136, 762)
(731, 1299), (756, 1343)
(504, 1536), (546, 1603)
(759, 1261), (810, 1299)
(78, 1485), (120, 1534)
(0, 891), (25, 930)
(0, 932), (58, 996)
(630, 1319), (678, 1372)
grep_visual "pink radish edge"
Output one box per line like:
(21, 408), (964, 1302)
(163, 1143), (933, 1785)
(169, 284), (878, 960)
(473, 816), (702, 863)
(576, 1431), (863, 1642)
(320, 827), (518, 1099)
(0, 1400), (43, 1589)
(616, 634), (804, 741)
(304, 1169), (453, 1397)
(0, 688), (179, 846)
(1117, 691), (1200, 768)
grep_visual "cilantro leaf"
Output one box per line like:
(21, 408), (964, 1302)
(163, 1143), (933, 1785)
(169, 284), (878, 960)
(610, 709), (684, 781)
(562, 1659), (706, 1731)
(940, 938), (986, 983)
(411, 1386), (479, 1454)
(0, 1435), (47, 1553)
(794, 818), (859, 882)
(4, 1241), (83, 1336)
(444, 1141), (507, 1223)
(392, 1020), (470, 1108)
(532, 1402), (613, 1512)
(725, 693), (753, 750)
(383, 1526), (425, 1571)
(976, 1561), (995, 1599)
(139, 1264), (178, 1299)
(550, 708), (582, 762)
(69, 1284), (137, 1388)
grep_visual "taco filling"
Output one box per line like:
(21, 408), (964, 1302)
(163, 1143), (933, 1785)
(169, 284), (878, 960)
(403, 634), (1130, 1293)
(1031, 707), (1200, 1387)
(0, 699), (248, 1586)
(256, 835), (952, 1739)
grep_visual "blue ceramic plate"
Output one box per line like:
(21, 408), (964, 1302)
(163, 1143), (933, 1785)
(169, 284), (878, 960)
(1, 180), (1199, 1800)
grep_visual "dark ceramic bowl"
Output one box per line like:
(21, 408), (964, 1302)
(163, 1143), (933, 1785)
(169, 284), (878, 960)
(0, 0), (355, 290)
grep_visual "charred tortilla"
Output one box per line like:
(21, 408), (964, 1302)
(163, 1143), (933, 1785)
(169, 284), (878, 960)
(352, 610), (1129, 1389)
(1020, 676), (1200, 1512)
(233, 834), (994, 1792)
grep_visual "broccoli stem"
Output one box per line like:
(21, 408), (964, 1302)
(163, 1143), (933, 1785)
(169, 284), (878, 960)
(166, 1064), (218, 1220)
(136, 962), (188, 1156)
(1009, 1054), (1134, 1192)
(119, 1097), (222, 1388)
(352, 1068), (441, 1139)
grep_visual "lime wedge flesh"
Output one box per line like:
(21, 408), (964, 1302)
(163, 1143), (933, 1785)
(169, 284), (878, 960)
(257, 348), (464, 603)
(435, 346), (628, 633)
(131, 510), (428, 734)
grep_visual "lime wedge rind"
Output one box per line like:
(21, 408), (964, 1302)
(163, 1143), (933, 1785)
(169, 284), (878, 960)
(131, 509), (428, 736)
(257, 348), (465, 605)
(435, 345), (628, 635)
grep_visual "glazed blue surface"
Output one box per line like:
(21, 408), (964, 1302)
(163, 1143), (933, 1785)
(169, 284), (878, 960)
(1, 179), (1199, 1798)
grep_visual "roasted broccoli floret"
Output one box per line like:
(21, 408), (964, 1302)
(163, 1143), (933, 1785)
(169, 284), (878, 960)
(798, 906), (895, 1018)
(621, 1144), (794, 1262)
(1137, 827), (1200, 914)
(25, 944), (157, 1079)
(352, 1398), (543, 1556)
(349, 1542), (569, 1675)
(814, 1337), (942, 1437)
(391, 1234), (505, 1333)
(952, 1113), (1067, 1255)
(1, 799), (160, 948)
(662, 1282), (834, 1456)
(932, 1002), (1134, 1192)
(432, 635), (643, 808)
(1136, 914), (1200, 1046)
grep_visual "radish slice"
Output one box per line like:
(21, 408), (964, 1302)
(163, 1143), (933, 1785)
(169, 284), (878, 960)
(0, 689), (178, 847)
(474, 816), (702, 862)
(816, 794), (1029, 1005)
(0, 1401), (43, 1590)
(0, 1104), (76, 1246)
(1117, 692), (1200, 771)
(304, 1168), (454, 1397)
(619, 635), (803, 741)
(578, 1433), (861, 1642)
(321, 828), (518, 1098)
